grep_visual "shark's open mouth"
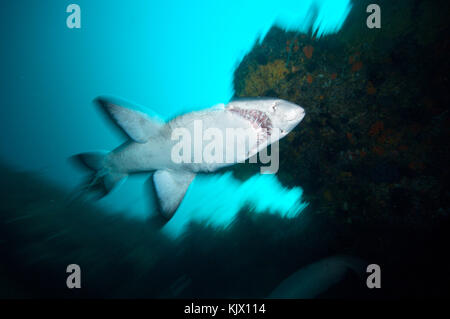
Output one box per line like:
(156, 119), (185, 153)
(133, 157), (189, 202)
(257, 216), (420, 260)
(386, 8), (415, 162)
(229, 107), (272, 145)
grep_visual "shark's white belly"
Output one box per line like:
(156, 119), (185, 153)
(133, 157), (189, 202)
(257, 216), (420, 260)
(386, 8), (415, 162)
(107, 108), (259, 174)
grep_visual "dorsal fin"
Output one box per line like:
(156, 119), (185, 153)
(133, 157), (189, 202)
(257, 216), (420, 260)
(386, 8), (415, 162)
(95, 97), (164, 143)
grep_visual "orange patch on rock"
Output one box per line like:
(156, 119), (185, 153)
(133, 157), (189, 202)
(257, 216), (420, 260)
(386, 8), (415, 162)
(303, 45), (314, 59)
(306, 74), (313, 84)
(330, 73), (337, 80)
(367, 81), (377, 95)
(369, 121), (384, 136)
(351, 61), (363, 72)
(372, 145), (385, 156)
(346, 132), (355, 144)
(348, 55), (355, 64)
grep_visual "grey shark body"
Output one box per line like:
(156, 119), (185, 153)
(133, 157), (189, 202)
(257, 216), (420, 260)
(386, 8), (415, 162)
(77, 97), (305, 220)
(268, 255), (366, 299)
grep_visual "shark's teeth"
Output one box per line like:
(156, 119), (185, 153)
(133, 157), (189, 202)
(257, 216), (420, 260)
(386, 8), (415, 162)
(229, 107), (272, 147)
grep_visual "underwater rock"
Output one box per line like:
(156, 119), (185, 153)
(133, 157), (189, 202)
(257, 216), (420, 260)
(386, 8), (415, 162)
(232, 15), (448, 226)
(369, 162), (401, 184)
(242, 59), (288, 96)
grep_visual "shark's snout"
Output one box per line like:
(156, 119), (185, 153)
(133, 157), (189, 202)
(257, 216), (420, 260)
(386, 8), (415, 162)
(283, 102), (305, 122)
(296, 107), (306, 121)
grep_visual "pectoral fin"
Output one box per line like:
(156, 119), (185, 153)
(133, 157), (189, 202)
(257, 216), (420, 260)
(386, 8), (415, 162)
(152, 170), (196, 220)
(95, 96), (164, 143)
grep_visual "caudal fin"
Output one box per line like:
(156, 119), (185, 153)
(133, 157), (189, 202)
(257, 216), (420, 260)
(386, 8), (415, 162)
(77, 151), (107, 171)
(74, 151), (127, 197)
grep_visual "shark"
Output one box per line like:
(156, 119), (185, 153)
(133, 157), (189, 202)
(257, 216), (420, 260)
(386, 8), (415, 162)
(76, 97), (305, 220)
(268, 255), (366, 299)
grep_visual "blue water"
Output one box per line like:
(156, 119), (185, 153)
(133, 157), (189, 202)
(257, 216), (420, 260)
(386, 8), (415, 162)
(0, 0), (351, 237)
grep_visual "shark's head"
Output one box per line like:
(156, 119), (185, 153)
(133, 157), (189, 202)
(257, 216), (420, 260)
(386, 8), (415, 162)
(227, 97), (305, 140)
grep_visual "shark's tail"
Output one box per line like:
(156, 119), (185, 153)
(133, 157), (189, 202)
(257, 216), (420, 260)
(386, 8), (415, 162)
(71, 96), (193, 221)
(74, 151), (127, 198)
